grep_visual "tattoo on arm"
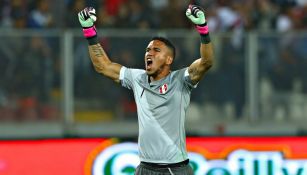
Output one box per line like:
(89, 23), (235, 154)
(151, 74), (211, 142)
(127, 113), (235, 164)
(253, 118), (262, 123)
(92, 45), (105, 57)
(189, 67), (200, 84)
(189, 67), (199, 78)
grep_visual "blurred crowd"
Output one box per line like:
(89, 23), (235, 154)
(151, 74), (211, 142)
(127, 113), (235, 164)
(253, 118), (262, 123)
(0, 0), (306, 31)
(0, 0), (307, 121)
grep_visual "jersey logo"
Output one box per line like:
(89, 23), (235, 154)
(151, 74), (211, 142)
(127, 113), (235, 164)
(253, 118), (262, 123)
(159, 84), (168, 94)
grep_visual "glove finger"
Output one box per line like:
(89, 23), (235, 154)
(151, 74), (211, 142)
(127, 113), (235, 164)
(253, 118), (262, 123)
(196, 11), (204, 18)
(191, 5), (204, 17)
(185, 8), (192, 17)
(89, 11), (96, 16)
(85, 7), (96, 17)
(88, 7), (96, 14)
(83, 10), (90, 20)
(81, 10), (86, 19)
(90, 15), (97, 22)
(191, 6), (199, 15)
(89, 14), (96, 21)
(78, 12), (85, 21)
(187, 13), (199, 23)
(88, 8), (97, 22)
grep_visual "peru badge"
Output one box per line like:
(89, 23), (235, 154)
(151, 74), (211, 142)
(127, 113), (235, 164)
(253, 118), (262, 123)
(159, 84), (168, 94)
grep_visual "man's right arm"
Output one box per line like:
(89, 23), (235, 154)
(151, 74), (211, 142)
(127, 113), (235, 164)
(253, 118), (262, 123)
(78, 7), (122, 83)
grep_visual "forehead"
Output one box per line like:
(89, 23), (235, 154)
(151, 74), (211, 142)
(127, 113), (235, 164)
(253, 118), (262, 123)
(147, 40), (167, 48)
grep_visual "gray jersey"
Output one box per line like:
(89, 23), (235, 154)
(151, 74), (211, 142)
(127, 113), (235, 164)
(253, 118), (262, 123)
(119, 67), (196, 163)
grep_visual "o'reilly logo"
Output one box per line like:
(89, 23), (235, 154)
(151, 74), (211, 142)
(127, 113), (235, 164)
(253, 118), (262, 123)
(86, 142), (307, 175)
(190, 150), (307, 175)
(89, 142), (139, 175)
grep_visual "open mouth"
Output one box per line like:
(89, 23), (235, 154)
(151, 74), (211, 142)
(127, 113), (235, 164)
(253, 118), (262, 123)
(146, 59), (153, 69)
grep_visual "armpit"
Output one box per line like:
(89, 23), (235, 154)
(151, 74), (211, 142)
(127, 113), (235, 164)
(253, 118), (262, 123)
(185, 68), (199, 87)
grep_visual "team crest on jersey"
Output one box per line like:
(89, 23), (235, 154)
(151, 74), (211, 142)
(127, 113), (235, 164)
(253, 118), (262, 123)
(159, 84), (168, 94)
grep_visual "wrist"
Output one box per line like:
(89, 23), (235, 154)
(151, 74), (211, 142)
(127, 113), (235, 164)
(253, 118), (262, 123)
(82, 26), (97, 38)
(196, 22), (211, 44)
(200, 34), (211, 44)
(87, 36), (98, 45)
(196, 22), (209, 35)
(82, 25), (98, 45)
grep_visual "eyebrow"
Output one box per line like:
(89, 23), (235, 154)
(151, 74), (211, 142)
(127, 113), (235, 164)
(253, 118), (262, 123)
(146, 47), (161, 51)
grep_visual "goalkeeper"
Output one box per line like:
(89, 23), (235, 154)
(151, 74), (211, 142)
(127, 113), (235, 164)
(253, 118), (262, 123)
(78, 5), (214, 175)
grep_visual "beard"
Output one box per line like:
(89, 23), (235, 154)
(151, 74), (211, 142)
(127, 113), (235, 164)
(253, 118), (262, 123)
(146, 63), (166, 78)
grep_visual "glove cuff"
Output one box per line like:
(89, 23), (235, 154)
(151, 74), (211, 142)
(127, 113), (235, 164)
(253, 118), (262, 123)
(195, 22), (211, 44)
(82, 26), (97, 38)
(196, 23), (209, 35)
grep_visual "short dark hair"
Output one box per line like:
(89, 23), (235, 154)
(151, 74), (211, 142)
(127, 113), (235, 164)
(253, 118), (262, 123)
(151, 36), (176, 59)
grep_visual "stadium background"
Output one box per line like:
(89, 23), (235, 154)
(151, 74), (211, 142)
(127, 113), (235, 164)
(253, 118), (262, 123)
(0, 0), (307, 174)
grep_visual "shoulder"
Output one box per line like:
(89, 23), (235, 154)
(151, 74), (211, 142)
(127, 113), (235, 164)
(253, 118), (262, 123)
(172, 67), (197, 89)
(119, 67), (146, 89)
(120, 66), (146, 79)
(121, 67), (146, 78)
(125, 67), (146, 74)
(170, 68), (188, 79)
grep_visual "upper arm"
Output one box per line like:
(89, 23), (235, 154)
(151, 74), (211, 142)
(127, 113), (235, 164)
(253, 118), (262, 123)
(188, 59), (209, 85)
(88, 44), (123, 83)
(100, 62), (123, 83)
(188, 43), (214, 85)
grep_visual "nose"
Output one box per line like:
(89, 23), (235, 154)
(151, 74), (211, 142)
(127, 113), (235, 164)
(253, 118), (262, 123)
(148, 49), (153, 54)
(146, 51), (153, 57)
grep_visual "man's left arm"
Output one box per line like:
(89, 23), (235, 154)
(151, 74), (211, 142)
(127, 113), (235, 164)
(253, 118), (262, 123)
(186, 5), (214, 85)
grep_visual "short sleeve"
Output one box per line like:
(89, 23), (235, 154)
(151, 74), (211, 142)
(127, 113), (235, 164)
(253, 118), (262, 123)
(119, 67), (145, 90)
(183, 68), (198, 90)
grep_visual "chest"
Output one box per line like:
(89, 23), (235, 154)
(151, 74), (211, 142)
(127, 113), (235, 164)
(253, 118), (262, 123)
(137, 80), (184, 107)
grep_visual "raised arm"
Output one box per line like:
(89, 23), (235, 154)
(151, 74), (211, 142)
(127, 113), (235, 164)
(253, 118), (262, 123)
(186, 5), (214, 85)
(78, 7), (122, 83)
(88, 43), (122, 83)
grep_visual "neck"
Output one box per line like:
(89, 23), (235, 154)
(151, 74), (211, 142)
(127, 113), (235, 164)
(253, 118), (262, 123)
(150, 69), (171, 82)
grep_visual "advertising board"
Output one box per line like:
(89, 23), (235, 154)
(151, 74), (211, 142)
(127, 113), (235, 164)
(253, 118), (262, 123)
(0, 137), (307, 175)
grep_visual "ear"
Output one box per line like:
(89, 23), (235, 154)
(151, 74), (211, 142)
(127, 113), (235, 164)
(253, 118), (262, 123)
(166, 55), (173, 65)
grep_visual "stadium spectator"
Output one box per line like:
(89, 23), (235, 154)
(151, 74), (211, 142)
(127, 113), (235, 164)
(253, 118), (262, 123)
(65, 0), (86, 28)
(0, 0), (307, 122)
(0, 0), (305, 31)
(103, 0), (127, 16)
(0, 0), (28, 28)
(251, 0), (278, 31)
(13, 36), (53, 120)
(159, 0), (190, 28)
(27, 0), (53, 28)
(149, 0), (168, 11)
(127, 0), (154, 29)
